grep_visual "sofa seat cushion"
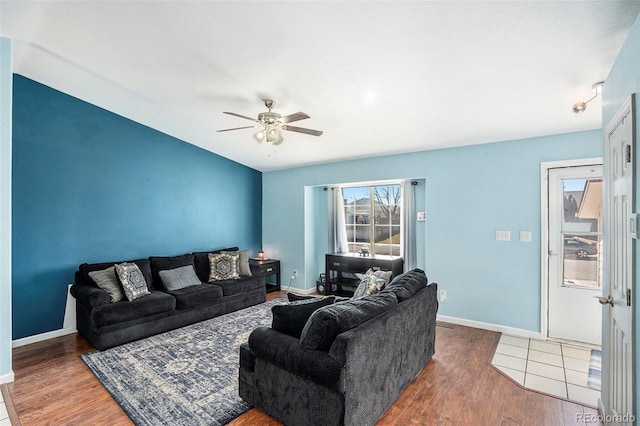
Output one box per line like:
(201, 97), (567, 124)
(300, 292), (398, 351)
(216, 276), (262, 296)
(380, 268), (427, 302)
(165, 283), (224, 310)
(91, 291), (176, 328)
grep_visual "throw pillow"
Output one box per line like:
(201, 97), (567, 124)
(352, 269), (386, 298)
(272, 296), (336, 338)
(158, 265), (201, 291)
(115, 262), (151, 301)
(208, 252), (241, 281)
(88, 266), (124, 303)
(287, 293), (318, 302)
(373, 269), (393, 287)
(222, 249), (252, 277)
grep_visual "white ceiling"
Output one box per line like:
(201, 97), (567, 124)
(2, 1), (639, 172)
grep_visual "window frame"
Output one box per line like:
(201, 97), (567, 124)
(341, 182), (402, 256)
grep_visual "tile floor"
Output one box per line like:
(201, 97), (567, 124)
(0, 389), (10, 426)
(492, 334), (601, 408)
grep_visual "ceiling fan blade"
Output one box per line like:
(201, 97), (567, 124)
(216, 126), (255, 132)
(282, 125), (323, 136)
(280, 112), (310, 124)
(223, 111), (259, 122)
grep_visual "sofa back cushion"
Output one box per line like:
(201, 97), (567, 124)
(77, 259), (153, 290)
(380, 268), (427, 302)
(192, 247), (239, 282)
(299, 292), (398, 351)
(149, 254), (196, 290)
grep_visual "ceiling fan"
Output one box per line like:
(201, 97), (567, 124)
(217, 99), (323, 145)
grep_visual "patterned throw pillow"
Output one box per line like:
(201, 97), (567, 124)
(88, 266), (124, 303)
(373, 269), (393, 287)
(353, 268), (386, 298)
(222, 249), (252, 277)
(115, 262), (151, 301)
(208, 252), (241, 281)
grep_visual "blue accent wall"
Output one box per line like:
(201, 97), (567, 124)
(12, 75), (262, 339)
(264, 130), (602, 332)
(602, 13), (640, 421)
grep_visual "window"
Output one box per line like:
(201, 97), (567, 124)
(342, 184), (401, 255)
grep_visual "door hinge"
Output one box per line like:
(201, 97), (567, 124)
(626, 144), (632, 163)
(627, 289), (632, 306)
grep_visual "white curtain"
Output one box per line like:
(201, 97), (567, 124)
(328, 187), (349, 253)
(401, 180), (417, 271)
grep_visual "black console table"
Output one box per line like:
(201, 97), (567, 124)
(325, 253), (404, 296)
(249, 259), (281, 293)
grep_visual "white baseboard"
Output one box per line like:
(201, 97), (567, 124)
(437, 314), (543, 340)
(0, 371), (14, 385)
(280, 286), (317, 295)
(12, 327), (77, 348)
(13, 284), (77, 348)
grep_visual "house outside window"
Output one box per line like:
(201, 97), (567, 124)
(342, 184), (401, 256)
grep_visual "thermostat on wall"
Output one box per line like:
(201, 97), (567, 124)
(417, 211), (426, 221)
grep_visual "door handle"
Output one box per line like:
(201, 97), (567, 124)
(595, 295), (614, 307)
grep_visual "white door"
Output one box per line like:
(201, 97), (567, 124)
(602, 95), (634, 421)
(548, 164), (603, 345)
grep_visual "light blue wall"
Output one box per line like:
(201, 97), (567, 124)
(602, 13), (640, 421)
(0, 37), (13, 383)
(264, 130), (602, 332)
(12, 75), (262, 340)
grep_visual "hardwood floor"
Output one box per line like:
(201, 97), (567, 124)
(5, 291), (601, 425)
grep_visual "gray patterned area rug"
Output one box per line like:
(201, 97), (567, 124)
(81, 298), (286, 426)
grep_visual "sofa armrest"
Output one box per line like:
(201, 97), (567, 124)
(70, 284), (110, 308)
(248, 326), (344, 390)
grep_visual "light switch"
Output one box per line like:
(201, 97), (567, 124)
(520, 230), (532, 242)
(495, 230), (510, 241)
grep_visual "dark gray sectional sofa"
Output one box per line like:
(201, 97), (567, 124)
(239, 268), (438, 426)
(71, 248), (266, 350)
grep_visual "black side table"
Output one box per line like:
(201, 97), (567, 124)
(249, 259), (281, 293)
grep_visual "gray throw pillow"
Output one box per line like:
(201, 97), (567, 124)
(223, 249), (252, 277)
(88, 266), (124, 303)
(159, 265), (201, 291)
(208, 252), (241, 281)
(115, 262), (151, 301)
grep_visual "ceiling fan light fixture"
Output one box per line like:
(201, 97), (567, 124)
(266, 126), (283, 145)
(218, 99), (323, 145)
(253, 129), (265, 143)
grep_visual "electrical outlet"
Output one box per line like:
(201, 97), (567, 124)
(519, 230), (532, 242)
(439, 290), (446, 302)
(291, 270), (298, 280)
(495, 230), (510, 241)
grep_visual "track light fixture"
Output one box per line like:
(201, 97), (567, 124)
(572, 81), (605, 114)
